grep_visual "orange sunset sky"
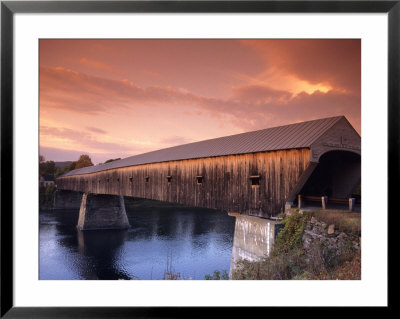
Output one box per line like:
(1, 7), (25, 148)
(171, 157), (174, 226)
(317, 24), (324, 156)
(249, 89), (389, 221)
(39, 39), (361, 164)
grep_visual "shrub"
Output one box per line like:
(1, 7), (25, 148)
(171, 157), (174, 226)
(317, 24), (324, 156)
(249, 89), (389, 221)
(273, 210), (310, 255)
(204, 270), (229, 280)
(330, 250), (361, 280)
(163, 271), (181, 280)
(39, 184), (57, 209)
(45, 184), (57, 206)
(232, 248), (306, 280)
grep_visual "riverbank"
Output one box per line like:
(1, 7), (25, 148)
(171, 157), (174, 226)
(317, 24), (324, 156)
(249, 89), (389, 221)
(231, 210), (361, 280)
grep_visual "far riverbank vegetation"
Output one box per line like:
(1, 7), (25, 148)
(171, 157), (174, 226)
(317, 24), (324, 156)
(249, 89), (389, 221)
(39, 154), (95, 210)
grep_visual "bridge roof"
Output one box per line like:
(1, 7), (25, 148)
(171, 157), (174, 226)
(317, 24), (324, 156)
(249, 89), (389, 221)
(61, 116), (347, 177)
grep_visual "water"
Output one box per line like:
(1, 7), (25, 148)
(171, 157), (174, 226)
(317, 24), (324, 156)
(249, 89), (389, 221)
(39, 205), (236, 280)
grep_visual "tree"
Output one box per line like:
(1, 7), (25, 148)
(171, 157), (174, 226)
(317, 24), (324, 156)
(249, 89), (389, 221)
(39, 160), (56, 177)
(74, 154), (94, 169)
(45, 184), (57, 207)
(55, 161), (76, 177)
(64, 161), (76, 171)
(54, 154), (93, 177)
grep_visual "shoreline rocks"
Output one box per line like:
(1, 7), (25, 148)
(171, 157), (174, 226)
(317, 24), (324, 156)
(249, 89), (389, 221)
(302, 218), (361, 255)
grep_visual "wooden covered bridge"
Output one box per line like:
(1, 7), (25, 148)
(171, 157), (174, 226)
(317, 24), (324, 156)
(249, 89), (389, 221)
(55, 116), (361, 230)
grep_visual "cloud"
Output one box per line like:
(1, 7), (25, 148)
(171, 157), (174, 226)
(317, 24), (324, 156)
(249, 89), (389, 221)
(79, 57), (122, 74)
(40, 126), (153, 155)
(231, 85), (293, 103)
(204, 88), (360, 133)
(40, 67), (202, 114)
(141, 70), (163, 80)
(40, 67), (142, 114)
(240, 39), (361, 94)
(159, 136), (195, 146)
(39, 146), (132, 165)
(86, 127), (107, 134)
(40, 66), (360, 135)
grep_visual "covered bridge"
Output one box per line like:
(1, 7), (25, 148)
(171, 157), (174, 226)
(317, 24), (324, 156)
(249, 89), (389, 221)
(56, 115), (361, 219)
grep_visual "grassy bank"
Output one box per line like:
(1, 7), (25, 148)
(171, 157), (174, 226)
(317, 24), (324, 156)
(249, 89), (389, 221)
(232, 210), (361, 280)
(310, 210), (361, 235)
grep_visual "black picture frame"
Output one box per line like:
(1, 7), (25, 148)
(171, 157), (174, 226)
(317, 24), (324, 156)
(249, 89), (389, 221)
(1, 0), (395, 317)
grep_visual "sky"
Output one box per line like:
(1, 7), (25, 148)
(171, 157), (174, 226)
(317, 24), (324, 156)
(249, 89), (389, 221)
(39, 39), (361, 165)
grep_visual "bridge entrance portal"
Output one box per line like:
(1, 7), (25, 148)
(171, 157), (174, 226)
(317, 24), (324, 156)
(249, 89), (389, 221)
(297, 150), (361, 210)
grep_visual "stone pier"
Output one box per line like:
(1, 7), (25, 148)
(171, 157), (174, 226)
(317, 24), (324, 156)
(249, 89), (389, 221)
(53, 190), (83, 209)
(228, 213), (282, 278)
(77, 193), (131, 230)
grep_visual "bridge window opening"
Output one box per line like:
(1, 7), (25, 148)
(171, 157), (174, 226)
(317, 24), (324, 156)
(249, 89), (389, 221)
(117, 178), (120, 182)
(250, 175), (260, 186)
(145, 176), (150, 183)
(129, 177), (133, 183)
(107, 178), (110, 183)
(167, 176), (172, 183)
(196, 176), (203, 184)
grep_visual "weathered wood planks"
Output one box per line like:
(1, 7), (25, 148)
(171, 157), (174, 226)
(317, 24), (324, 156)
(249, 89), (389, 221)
(57, 148), (311, 217)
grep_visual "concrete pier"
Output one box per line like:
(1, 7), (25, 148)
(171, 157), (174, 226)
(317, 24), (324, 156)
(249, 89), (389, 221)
(77, 193), (131, 230)
(53, 190), (83, 209)
(228, 213), (282, 278)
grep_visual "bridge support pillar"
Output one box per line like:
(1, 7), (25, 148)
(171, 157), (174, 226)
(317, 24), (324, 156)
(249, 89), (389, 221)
(77, 193), (131, 230)
(54, 190), (83, 209)
(228, 213), (282, 278)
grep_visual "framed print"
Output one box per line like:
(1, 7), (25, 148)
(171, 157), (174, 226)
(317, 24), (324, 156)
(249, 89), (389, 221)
(1, 0), (396, 317)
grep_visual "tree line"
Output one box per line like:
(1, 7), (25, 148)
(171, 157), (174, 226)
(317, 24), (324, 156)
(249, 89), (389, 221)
(39, 154), (95, 209)
(39, 155), (123, 179)
(39, 154), (94, 179)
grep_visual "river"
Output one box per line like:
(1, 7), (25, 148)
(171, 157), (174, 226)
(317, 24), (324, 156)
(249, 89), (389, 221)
(39, 202), (236, 280)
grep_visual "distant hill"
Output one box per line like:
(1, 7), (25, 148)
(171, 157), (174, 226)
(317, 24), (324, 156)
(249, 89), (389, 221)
(54, 161), (73, 169)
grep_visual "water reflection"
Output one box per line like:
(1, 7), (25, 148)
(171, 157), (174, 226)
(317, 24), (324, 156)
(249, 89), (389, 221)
(76, 230), (130, 280)
(40, 205), (235, 280)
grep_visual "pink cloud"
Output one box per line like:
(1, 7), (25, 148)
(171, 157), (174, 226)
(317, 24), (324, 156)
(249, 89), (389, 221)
(40, 126), (152, 154)
(40, 146), (132, 164)
(79, 57), (122, 74)
(86, 127), (107, 134)
(40, 66), (360, 134)
(231, 85), (293, 103)
(159, 136), (195, 146)
(241, 39), (361, 94)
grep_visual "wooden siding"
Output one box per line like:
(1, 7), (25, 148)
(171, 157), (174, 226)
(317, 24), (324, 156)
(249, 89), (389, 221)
(56, 148), (311, 218)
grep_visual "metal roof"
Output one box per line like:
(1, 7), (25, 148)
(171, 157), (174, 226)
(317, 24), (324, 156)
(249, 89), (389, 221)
(61, 116), (344, 177)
